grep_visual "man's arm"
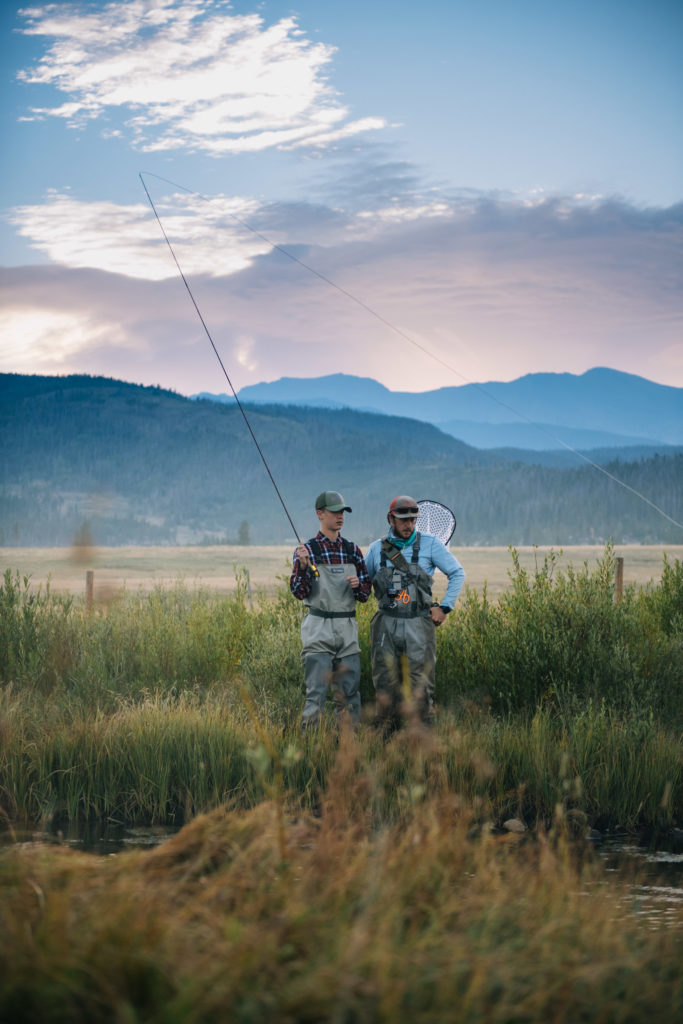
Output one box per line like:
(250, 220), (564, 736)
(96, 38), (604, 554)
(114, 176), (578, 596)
(364, 539), (380, 581)
(430, 536), (465, 610)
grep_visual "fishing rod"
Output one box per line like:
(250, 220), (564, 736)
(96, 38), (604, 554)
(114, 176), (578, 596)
(139, 171), (682, 534)
(139, 172), (309, 552)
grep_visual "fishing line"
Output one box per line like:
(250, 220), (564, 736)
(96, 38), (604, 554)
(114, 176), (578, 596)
(139, 171), (682, 532)
(139, 172), (304, 545)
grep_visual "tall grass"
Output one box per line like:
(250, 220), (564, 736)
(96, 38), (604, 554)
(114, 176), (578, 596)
(0, 547), (681, 831)
(1, 689), (680, 832)
(1, 549), (681, 1022)
(2, 547), (681, 721)
(0, 567), (304, 712)
(436, 545), (683, 721)
(1, 732), (681, 1023)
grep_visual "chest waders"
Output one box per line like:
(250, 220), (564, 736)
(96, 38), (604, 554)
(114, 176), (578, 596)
(300, 538), (361, 730)
(370, 533), (437, 726)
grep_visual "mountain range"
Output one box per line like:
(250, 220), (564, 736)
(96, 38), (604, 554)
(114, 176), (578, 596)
(1, 373), (681, 547)
(196, 367), (683, 451)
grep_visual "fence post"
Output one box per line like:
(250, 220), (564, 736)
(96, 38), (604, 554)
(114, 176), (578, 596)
(614, 557), (624, 603)
(85, 570), (94, 611)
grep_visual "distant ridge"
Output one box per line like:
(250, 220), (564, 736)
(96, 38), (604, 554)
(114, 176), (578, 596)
(2, 373), (681, 546)
(196, 367), (682, 450)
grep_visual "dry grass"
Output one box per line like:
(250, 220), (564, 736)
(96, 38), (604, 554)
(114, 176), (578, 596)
(1, 729), (681, 1023)
(2, 543), (680, 603)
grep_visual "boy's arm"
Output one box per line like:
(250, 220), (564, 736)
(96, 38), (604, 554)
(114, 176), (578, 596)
(290, 542), (314, 600)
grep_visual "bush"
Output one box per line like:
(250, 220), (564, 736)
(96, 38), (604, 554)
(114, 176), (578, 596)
(436, 545), (683, 724)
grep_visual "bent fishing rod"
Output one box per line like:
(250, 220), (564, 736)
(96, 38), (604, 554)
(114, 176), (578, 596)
(139, 172), (312, 557)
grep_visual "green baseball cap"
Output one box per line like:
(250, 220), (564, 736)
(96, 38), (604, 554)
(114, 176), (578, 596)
(315, 490), (352, 513)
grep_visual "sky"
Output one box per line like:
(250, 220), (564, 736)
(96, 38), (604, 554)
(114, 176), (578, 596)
(1, 0), (682, 395)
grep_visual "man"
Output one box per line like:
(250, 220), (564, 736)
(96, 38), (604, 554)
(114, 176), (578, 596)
(365, 495), (465, 729)
(290, 490), (372, 730)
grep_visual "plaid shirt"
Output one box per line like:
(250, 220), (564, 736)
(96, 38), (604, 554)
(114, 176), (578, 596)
(290, 531), (372, 602)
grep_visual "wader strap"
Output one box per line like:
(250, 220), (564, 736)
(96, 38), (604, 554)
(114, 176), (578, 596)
(309, 537), (323, 562)
(308, 536), (356, 564)
(307, 608), (356, 619)
(376, 534), (431, 618)
(380, 532), (421, 571)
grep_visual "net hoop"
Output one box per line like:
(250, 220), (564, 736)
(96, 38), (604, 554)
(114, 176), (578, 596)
(416, 499), (456, 545)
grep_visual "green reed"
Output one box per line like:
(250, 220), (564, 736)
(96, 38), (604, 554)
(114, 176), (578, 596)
(1, 686), (679, 832)
(0, 549), (681, 830)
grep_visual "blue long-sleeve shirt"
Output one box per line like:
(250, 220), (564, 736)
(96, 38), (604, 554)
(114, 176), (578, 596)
(364, 531), (465, 610)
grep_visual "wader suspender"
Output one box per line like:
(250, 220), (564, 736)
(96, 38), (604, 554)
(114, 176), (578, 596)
(307, 537), (357, 619)
(380, 532), (421, 574)
(378, 533), (433, 617)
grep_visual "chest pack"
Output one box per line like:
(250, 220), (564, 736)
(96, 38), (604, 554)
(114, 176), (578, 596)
(304, 537), (358, 618)
(373, 533), (434, 618)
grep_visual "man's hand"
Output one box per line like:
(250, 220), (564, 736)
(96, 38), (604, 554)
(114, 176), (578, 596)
(430, 605), (447, 626)
(347, 574), (360, 590)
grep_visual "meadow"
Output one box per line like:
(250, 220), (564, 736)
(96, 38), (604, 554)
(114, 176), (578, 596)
(0, 544), (681, 1021)
(1, 541), (680, 602)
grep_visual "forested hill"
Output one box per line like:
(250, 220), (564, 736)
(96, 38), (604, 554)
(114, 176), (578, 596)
(1, 373), (681, 546)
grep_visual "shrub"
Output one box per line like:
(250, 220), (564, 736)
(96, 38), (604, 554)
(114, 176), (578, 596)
(436, 546), (683, 724)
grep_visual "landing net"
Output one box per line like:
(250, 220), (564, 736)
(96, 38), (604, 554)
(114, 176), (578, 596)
(417, 500), (456, 545)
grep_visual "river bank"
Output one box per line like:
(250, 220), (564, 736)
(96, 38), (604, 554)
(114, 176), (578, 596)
(2, 761), (681, 1023)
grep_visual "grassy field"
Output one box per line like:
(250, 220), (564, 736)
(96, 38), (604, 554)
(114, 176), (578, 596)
(1, 544), (681, 1021)
(2, 543), (680, 603)
(2, 543), (681, 829)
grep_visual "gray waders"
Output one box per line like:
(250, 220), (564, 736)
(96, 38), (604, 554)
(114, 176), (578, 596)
(301, 548), (360, 730)
(371, 534), (436, 727)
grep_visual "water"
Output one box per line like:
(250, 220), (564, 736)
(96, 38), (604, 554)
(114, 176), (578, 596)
(1, 820), (181, 854)
(596, 836), (683, 928)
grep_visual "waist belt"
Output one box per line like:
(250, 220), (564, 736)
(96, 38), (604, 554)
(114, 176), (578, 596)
(307, 608), (356, 619)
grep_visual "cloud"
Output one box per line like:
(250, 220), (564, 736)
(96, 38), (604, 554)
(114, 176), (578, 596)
(2, 194), (682, 392)
(6, 180), (460, 280)
(17, 0), (387, 153)
(0, 306), (130, 370)
(7, 189), (273, 279)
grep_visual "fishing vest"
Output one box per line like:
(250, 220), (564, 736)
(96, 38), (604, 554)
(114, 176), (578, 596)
(372, 534), (434, 618)
(303, 537), (357, 619)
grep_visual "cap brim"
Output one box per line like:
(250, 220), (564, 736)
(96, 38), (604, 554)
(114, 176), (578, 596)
(327, 504), (352, 512)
